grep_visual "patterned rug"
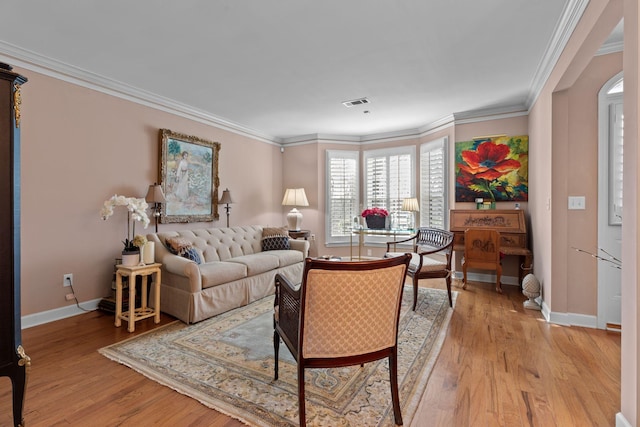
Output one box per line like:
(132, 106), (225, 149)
(100, 286), (455, 426)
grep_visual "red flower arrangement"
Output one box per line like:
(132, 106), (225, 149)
(361, 207), (389, 217)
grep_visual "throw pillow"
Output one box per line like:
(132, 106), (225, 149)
(262, 236), (291, 251)
(165, 237), (193, 255)
(182, 247), (202, 264)
(262, 226), (289, 238)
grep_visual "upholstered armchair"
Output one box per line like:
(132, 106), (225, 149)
(273, 254), (411, 426)
(462, 228), (502, 292)
(385, 228), (455, 310)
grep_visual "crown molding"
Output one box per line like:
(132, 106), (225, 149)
(525, 0), (590, 109)
(596, 40), (623, 56)
(0, 41), (279, 145)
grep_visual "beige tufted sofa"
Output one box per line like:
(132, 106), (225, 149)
(147, 225), (309, 324)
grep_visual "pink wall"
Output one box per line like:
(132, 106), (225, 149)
(453, 116), (529, 278)
(622, 0), (639, 422)
(17, 67), (283, 316)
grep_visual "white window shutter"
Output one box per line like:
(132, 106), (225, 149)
(420, 137), (448, 229)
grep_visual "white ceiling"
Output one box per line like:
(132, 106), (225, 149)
(0, 1), (622, 143)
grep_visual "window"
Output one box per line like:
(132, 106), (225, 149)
(420, 137), (448, 229)
(609, 96), (623, 224)
(363, 146), (416, 231)
(325, 150), (359, 244)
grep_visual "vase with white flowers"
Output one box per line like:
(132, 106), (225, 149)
(100, 195), (150, 266)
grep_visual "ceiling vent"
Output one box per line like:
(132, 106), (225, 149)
(342, 97), (370, 107)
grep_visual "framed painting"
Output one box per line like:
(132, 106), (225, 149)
(159, 128), (221, 223)
(455, 135), (528, 202)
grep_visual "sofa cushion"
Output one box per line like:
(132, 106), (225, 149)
(182, 247), (203, 264)
(262, 226), (289, 238)
(264, 249), (304, 267)
(166, 237), (193, 255)
(228, 253), (280, 276)
(262, 236), (290, 251)
(198, 261), (247, 289)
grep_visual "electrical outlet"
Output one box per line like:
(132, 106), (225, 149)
(65, 293), (75, 301)
(63, 273), (73, 287)
(310, 234), (316, 241)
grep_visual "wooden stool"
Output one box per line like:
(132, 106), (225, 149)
(114, 263), (162, 332)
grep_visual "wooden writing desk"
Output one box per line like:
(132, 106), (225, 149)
(450, 209), (533, 285)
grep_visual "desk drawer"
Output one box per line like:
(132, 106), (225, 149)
(454, 233), (526, 249)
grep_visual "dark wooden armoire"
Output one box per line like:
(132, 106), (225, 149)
(0, 62), (29, 427)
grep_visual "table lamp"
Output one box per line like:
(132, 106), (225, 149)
(219, 188), (233, 227)
(282, 188), (309, 231)
(402, 197), (420, 230)
(145, 183), (166, 232)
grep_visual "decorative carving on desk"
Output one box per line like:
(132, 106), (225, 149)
(463, 215), (510, 227)
(13, 83), (22, 128)
(502, 236), (518, 245)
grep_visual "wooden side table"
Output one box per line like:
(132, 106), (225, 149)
(288, 229), (310, 240)
(114, 263), (162, 332)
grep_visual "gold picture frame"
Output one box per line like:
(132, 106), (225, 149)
(159, 128), (220, 223)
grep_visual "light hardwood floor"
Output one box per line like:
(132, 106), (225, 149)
(0, 279), (620, 426)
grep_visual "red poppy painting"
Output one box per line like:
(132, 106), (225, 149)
(455, 135), (528, 202)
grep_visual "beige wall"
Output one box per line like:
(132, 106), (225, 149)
(17, 67), (284, 316)
(623, 0), (639, 422)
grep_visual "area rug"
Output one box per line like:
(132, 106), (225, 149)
(100, 286), (456, 426)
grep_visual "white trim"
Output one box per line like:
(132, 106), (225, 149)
(616, 412), (633, 427)
(526, 0), (590, 109)
(21, 298), (101, 329)
(0, 42), (278, 145)
(597, 40), (624, 56)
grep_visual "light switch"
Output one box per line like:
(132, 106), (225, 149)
(568, 196), (586, 210)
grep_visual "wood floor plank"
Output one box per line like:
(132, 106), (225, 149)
(0, 279), (620, 427)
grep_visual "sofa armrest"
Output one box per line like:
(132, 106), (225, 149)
(147, 233), (202, 292)
(289, 239), (310, 258)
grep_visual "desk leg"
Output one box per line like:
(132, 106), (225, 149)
(154, 269), (161, 324)
(128, 272), (136, 333)
(115, 272), (123, 327)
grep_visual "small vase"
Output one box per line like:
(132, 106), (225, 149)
(143, 242), (155, 264)
(121, 250), (140, 266)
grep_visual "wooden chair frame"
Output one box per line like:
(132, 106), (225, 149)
(273, 255), (411, 426)
(386, 228), (455, 310)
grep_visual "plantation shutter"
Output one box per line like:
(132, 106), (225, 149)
(364, 146), (415, 231)
(326, 150), (359, 243)
(420, 137), (448, 229)
(609, 100), (623, 224)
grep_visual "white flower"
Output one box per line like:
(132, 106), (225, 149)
(101, 195), (150, 228)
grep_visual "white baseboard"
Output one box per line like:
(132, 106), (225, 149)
(616, 412), (632, 427)
(21, 298), (101, 329)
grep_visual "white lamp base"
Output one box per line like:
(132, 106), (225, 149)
(287, 208), (303, 231)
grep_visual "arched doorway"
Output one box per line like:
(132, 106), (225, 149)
(597, 72), (623, 330)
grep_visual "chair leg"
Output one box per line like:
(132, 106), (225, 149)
(389, 349), (404, 425)
(462, 264), (468, 290)
(274, 329), (280, 380)
(412, 275), (419, 311)
(496, 266), (503, 293)
(445, 274), (453, 307)
(298, 365), (306, 426)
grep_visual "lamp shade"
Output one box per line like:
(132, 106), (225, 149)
(281, 188), (309, 207)
(402, 197), (419, 212)
(219, 188), (233, 204)
(145, 184), (166, 203)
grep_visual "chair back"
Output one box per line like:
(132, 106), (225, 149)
(464, 229), (501, 267)
(299, 255), (410, 359)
